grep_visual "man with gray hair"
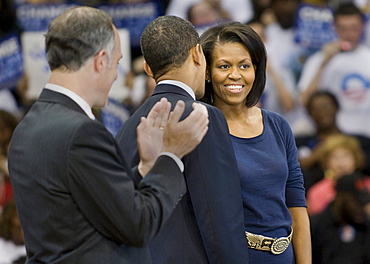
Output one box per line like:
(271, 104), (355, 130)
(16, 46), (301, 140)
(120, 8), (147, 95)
(8, 6), (209, 263)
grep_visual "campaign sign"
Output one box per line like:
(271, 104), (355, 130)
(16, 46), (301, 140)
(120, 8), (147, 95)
(109, 28), (131, 102)
(0, 33), (23, 91)
(294, 3), (337, 49)
(22, 31), (50, 99)
(99, 98), (131, 137)
(17, 3), (79, 32)
(98, 1), (162, 48)
(22, 29), (131, 101)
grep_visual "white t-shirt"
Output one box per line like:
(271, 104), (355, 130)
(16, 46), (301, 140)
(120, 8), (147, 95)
(262, 46), (297, 115)
(298, 44), (370, 137)
(0, 238), (26, 264)
(264, 23), (315, 136)
(264, 23), (308, 79)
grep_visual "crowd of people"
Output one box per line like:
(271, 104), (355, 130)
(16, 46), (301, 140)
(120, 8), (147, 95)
(1, 0), (370, 263)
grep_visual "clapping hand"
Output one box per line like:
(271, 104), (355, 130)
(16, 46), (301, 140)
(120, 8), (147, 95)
(137, 98), (209, 177)
(162, 100), (209, 159)
(137, 97), (171, 176)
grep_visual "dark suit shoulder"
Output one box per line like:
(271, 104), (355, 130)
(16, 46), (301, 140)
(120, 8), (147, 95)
(197, 101), (227, 118)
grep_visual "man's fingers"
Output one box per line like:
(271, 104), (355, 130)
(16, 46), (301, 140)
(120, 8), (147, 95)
(192, 102), (208, 115)
(137, 116), (147, 133)
(146, 97), (170, 128)
(159, 100), (171, 129)
(168, 100), (185, 125)
(183, 103), (209, 129)
(146, 100), (162, 127)
(153, 98), (171, 128)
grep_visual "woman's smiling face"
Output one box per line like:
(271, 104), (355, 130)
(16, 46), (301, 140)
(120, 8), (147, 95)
(208, 42), (255, 107)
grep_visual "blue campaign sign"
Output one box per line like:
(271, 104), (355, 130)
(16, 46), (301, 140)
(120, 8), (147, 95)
(98, 1), (162, 48)
(294, 3), (337, 49)
(16, 3), (79, 32)
(0, 33), (23, 90)
(99, 98), (131, 137)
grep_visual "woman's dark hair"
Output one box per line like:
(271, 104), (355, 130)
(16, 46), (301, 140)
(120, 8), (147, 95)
(200, 21), (266, 107)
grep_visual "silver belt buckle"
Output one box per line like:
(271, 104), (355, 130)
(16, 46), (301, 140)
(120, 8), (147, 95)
(245, 227), (293, 255)
(271, 236), (291, 254)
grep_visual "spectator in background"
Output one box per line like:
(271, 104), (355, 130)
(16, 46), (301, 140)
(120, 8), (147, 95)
(0, 0), (30, 119)
(296, 91), (370, 190)
(0, 110), (18, 156)
(165, 0), (254, 24)
(310, 173), (370, 264)
(0, 110), (18, 210)
(264, 0), (303, 83)
(0, 198), (26, 264)
(187, 0), (230, 35)
(247, 19), (297, 126)
(0, 0), (19, 38)
(306, 134), (370, 216)
(250, 0), (274, 25)
(264, 0), (315, 136)
(298, 2), (370, 138)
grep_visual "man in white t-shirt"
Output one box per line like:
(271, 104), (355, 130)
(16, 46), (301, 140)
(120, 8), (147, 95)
(298, 2), (370, 138)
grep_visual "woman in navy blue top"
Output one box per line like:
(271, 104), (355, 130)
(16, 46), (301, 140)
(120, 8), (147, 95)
(200, 22), (311, 263)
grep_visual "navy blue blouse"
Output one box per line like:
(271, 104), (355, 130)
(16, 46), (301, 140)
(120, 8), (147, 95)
(231, 109), (307, 263)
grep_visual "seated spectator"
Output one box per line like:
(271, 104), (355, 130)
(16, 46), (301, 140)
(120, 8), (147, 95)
(0, 198), (26, 264)
(310, 173), (370, 264)
(306, 134), (370, 215)
(296, 91), (370, 190)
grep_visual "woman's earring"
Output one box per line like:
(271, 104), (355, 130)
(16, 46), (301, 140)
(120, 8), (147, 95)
(206, 79), (211, 83)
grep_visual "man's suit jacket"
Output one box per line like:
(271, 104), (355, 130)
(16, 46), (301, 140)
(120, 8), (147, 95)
(8, 89), (186, 264)
(116, 84), (249, 264)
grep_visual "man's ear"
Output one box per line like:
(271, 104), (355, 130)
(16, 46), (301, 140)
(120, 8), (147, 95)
(191, 44), (203, 66)
(143, 60), (154, 78)
(94, 49), (107, 72)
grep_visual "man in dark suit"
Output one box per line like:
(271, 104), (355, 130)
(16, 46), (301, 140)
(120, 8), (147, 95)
(116, 16), (249, 263)
(7, 7), (209, 264)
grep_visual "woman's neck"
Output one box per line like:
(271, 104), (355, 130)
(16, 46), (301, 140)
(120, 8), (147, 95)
(214, 101), (263, 138)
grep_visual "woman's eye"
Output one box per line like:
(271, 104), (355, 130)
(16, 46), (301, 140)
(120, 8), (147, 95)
(219, 65), (229, 69)
(241, 64), (250, 69)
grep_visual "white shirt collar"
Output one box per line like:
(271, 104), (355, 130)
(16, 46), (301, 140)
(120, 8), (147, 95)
(45, 83), (95, 120)
(157, 80), (196, 100)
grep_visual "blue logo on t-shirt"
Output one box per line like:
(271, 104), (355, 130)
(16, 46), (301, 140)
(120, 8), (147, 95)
(341, 73), (370, 102)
